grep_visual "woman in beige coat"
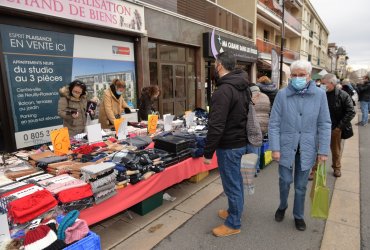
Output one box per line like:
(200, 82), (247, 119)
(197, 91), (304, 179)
(98, 79), (131, 129)
(57, 80), (89, 137)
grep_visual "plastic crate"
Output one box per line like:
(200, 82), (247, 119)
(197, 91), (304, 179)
(63, 231), (101, 250)
(130, 191), (163, 216)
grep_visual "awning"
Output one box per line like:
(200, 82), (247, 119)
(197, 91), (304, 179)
(258, 60), (291, 87)
(258, 59), (290, 76)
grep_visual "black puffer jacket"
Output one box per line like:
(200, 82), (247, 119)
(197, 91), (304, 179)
(357, 81), (370, 102)
(138, 93), (155, 121)
(257, 82), (278, 106)
(328, 88), (356, 130)
(204, 69), (250, 159)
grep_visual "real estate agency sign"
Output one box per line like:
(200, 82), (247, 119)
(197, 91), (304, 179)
(0, 0), (145, 34)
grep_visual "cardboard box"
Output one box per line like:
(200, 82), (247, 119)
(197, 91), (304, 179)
(130, 191), (163, 216)
(189, 170), (209, 183)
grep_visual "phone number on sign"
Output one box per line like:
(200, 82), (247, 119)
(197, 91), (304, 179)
(15, 125), (63, 149)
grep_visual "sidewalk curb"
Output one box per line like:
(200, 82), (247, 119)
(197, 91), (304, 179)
(320, 118), (361, 250)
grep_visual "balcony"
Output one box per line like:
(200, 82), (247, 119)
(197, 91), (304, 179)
(256, 38), (300, 61)
(258, 0), (301, 33)
(140, 0), (253, 39)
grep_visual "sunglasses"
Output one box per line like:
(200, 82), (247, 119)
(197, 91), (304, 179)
(74, 80), (86, 87)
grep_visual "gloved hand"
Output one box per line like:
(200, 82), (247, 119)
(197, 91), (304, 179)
(124, 107), (131, 114)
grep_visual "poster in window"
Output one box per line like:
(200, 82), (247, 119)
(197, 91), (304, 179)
(0, 25), (136, 149)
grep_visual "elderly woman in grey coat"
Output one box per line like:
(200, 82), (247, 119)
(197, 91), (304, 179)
(268, 60), (331, 231)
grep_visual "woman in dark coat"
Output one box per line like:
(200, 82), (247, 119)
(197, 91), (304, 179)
(138, 85), (160, 121)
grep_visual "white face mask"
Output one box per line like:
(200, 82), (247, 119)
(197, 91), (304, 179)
(320, 85), (327, 92)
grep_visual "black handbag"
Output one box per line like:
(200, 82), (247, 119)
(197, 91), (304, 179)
(341, 123), (354, 139)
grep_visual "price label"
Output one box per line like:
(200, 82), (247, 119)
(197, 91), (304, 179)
(50, 127), (70, 156)
(147, 114), (158, 134)
(114, 118), (124, 135)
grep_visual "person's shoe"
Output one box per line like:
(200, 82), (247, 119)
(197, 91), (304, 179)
(275, 207), (287, 222)
(212, 224), (241, 237)
(334, 169), (342, 177)
(308, 171), (315, 181)
(218, 209), (228, 220)
(294, 218), (306, 231)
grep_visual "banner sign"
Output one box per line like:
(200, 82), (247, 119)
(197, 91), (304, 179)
(0, 0), (145, 34)
(0, 24), (136, 149)
(271, 48), (280, 85)
(203, 30), (258, 62)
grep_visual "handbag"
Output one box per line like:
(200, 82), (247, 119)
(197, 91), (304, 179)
(310, 162), (330, 219)
(341, 123), (354, 139)
(246, 102), (263, 147)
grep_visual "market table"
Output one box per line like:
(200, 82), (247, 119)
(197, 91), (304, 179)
(80, 156), (218, 225)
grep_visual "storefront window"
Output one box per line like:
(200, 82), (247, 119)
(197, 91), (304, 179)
(149, 62), (158, 85)
(149, 41), (197, 116)
(149, 42), (157, 59)
(187, 49), (194, 62)
(175, 101), (186, 116)
(159, 44), (186, 62)
(187, 65), (196, 110)
(162, 65), (173, 99)
(163, 102), (174, 115)
(175, 66), (186, 98)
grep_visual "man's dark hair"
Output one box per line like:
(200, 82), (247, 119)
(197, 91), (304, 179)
(216, 51), (236, 71)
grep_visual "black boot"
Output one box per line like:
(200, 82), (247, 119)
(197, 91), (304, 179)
(275, 207), (287, 222)
(294, 218), (306, 231)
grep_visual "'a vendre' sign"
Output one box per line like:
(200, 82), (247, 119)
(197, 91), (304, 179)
(1, 0), (145, 34)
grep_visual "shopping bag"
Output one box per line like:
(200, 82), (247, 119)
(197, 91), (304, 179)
(310, 162), (330, 219)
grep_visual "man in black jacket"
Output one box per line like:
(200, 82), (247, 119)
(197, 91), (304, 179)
(204, 51), (249, 237)
(357, 74), (370, 126)
(310, 73), (355, 178)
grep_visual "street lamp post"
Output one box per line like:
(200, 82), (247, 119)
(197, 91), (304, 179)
(279, 0), (285, 86)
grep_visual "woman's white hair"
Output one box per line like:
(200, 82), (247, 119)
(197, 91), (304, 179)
(290, 60), (312, 75)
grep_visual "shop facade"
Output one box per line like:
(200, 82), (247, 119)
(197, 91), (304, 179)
(141, 1), (258, 112)
(0, 0), (258, 151)
(0, 0), (146, 151)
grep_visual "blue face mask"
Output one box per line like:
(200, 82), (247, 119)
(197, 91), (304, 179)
(320, 84), (327, 92)
(116, 91), (123, 95)
(290, 77), (307, 90)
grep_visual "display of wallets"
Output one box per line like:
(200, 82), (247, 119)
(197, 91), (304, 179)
(154, 135), (192, 154)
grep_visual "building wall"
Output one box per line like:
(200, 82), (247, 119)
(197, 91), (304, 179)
(301, 0), (330, 72)
(217, 0), (257, 39)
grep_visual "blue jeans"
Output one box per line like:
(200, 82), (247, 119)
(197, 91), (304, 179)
(360, 101), (370, 124)
(216, 146), (247, 229)
(246, 144), (261, 171)
(278, 153), (310, 219)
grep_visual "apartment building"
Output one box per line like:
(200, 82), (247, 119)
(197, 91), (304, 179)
(255, 0), (302, 86)
(300, 0), (330, 74)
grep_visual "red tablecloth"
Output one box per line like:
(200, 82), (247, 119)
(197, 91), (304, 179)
(80, 156), (218, 225)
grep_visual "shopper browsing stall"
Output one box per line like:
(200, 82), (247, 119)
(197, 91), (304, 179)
(98, 79), (131, 129)
(57, 80), (91, 137)
(203, 51), (250, 237)
(138, 85), (160, 121)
